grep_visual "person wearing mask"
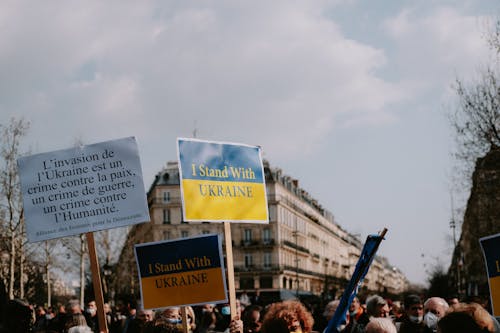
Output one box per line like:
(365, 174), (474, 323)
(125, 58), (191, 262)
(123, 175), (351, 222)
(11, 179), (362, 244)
(84, 301), (99, 333)
(214, 301), (243, 333)
(397, 295), (432, 333)
(422, 297), (448, 332)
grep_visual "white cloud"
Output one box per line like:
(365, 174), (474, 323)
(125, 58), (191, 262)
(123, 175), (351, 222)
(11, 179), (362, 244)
(0, 0), (407, 161)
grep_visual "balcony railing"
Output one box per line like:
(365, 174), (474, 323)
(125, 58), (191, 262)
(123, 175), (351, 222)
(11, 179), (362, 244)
(282, 240), (310, 254)
(239, 239), (275, 247)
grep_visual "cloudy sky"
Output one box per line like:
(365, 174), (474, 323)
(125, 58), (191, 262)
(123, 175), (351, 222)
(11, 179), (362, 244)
(1, 0), (498, 285)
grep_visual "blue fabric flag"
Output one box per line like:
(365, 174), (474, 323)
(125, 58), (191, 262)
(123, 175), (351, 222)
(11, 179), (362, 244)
(325, 232), (386, 333)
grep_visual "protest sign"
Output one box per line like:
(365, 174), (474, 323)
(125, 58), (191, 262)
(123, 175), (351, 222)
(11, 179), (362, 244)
(18, 137), (150, 243)
(177, 138), (268, 222)
(134, 234), (228, 309)
(480, 233), (500, 316)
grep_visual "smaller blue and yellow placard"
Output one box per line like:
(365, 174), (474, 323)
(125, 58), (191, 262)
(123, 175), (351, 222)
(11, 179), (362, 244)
(134, 234), (227, 309)
(480, 233), (500, 316)
(177, 138), (269, 223)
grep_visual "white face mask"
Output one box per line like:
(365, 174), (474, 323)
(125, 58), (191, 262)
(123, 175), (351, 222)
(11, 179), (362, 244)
(423, 312), (438, 331)
(409, 315), (423, 324)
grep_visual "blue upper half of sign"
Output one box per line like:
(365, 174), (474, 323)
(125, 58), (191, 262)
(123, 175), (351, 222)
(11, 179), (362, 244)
(135, 235), (222, 278)
(178, 139), (264, 183)
(480, 234), (500, 278)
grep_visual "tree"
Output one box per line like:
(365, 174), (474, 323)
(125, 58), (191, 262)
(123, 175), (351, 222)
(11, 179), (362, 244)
(451, 19), (500, 173)
(0, 117), (30, 299)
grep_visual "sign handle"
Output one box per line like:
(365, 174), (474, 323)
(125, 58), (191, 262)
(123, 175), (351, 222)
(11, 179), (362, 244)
(224, 222), (237, 318)
(181, 306), (189, 333)
(86, 232), (109, 333)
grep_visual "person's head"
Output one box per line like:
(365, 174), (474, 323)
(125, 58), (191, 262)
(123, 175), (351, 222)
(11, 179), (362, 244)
(162, 307), (181, 324)
(103, 303), (111, 314)
(323, 300), (340, 321)
(261, 300), (314, 333)
(244, 304), (263, 323)
(391, 301), (402, 318)
(404, 294), (424, 324)
(448, 302), (496, 332)
(201, 303), (215, 313)
(437, 311), (484, 333)
(65, 313), (88, 331)
(66, 299), (83, 314)
(138, 309), (154, 322)
(349, 297), (361, 314)
(86, 301), (97, 317)
(366, 295), (389, 318)
(36, 305), (47, 317)
(365, 317), (397, 333)
(2, 299), (34, 333)
(446, 296), (459, 306)
(424, 297), (449, 319)
(68, 326), (93, 333)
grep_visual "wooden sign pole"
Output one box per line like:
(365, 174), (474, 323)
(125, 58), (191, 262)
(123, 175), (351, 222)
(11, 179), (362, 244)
(181, 306), (189, 333)
(86, 232), (109, 333)
(224, 222), (237, 318)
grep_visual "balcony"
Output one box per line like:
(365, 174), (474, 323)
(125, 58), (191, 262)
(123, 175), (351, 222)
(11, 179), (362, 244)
(239, 239), (275, 248)
(234, 265), (280, 273)
(282, 240), (310, 254)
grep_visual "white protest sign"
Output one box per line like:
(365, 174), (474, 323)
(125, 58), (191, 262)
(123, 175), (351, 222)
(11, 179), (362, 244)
(18, 137), (150, 243)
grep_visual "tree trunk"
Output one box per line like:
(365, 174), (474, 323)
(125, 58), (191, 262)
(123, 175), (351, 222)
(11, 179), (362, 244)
(20, 247), (25, 299)
(8, 233), (15, 299)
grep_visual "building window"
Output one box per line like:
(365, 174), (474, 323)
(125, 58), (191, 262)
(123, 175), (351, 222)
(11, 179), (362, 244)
(244, 253), (253, 268)
(263, 228), (271, 244)
(163, 191), (170, 202)
(240, 278), (254, 289)
(263, 252), (272, 268)
(260, 276), (273, 289)
(244, 229), (252, 243)
(163, 209), (170, 224)
(181, 231), (189, 238)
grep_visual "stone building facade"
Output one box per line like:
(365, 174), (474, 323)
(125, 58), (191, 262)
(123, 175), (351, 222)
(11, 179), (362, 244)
(449, 146), (500, 298)
(115, 161), (408, 301)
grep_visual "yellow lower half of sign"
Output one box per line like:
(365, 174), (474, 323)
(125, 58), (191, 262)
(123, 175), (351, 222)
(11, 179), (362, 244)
(141, 268), (226, 309)
(182, 179), (268, 221)
(490, 276), (500, 316)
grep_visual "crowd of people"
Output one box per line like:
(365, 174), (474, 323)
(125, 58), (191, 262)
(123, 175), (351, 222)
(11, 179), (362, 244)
(1, 292), (499, 333)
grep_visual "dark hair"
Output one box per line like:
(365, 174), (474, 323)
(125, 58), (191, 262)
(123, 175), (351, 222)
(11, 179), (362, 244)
(2, 299), (34, 333)
(438, 311), (485, 333)
(403, 294), (422, 309)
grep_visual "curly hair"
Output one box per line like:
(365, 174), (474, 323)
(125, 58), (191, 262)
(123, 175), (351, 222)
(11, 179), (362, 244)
(261, 300), (314, 333)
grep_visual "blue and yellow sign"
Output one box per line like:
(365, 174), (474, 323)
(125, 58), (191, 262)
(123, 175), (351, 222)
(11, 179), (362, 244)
(177, 138), (269, 222)
(134, 234), (227, 309)
(480, 233), (500, 316)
